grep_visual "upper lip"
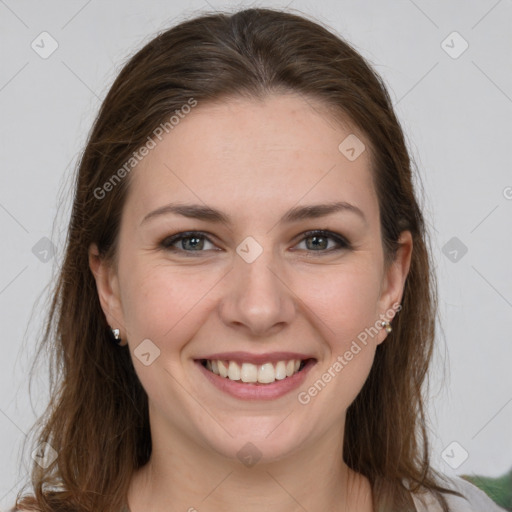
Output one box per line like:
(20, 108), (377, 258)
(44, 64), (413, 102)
(195, 351), (316, 365)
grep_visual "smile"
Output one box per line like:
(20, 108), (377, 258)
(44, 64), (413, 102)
(200, 358), (309, 384)
(194, 353), (317, 400)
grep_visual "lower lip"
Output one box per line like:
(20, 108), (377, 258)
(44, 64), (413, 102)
(195, 359), (316, 400)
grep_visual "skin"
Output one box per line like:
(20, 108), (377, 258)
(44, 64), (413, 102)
(89, 93), (412, 512)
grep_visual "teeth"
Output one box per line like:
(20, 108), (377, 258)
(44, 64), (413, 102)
(286, 360), (295, 377)
(241, 362), (258, 383)
(218, 360), (228, 378)
(203, 358), (306, 384)
(228, 361), (241, 381)
(275, 361), (287, 380)
(258, 363), (275, 383)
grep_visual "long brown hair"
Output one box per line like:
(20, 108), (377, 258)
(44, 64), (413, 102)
(17, 7), (465, 512)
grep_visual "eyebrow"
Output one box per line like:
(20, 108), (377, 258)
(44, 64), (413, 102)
(140, 201), (367, 227)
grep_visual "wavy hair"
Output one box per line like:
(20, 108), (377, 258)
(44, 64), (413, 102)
(17, 7), (464, 512)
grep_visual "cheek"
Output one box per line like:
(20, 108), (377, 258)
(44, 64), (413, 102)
(118, 245), (383, 351)
(294, 261), (382, 348)
(119, 260), (214, 345)
(294, 267), (381, 415)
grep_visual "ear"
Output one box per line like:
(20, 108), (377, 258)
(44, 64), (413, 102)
(88, 243), (127, 345)
(375, 230), (413, 344)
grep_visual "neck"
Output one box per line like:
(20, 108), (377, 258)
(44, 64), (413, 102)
(127, 417), (372, 512)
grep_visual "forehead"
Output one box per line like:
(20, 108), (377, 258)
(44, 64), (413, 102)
(124, 93), (379, 226)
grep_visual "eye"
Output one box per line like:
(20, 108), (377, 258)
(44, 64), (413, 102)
(160, 231), (217, 255)
(294, 230), (351, 253)
(159, 229), (351, 256)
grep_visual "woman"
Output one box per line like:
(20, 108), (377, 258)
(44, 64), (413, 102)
(14, 7), (505, 512)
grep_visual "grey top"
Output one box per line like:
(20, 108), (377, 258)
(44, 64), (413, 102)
(11, 475), (506, 511)
(410, 475), (506, 512)
(120, 476), (505, 511)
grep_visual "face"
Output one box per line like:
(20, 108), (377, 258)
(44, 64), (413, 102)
(90, 93), (412, 464)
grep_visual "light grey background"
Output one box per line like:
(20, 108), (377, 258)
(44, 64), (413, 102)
(1, 0), (511, 508)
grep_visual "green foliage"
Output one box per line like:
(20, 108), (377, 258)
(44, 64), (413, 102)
(461, 467), (512, 510)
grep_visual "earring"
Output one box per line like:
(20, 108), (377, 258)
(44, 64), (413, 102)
(380, 320), (392, 333)
(110, 327), (122, 344)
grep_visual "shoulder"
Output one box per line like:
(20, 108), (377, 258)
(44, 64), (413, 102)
(410, 475), (507, 512)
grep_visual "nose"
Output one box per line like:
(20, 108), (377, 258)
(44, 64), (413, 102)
(218, 245), (296, 337)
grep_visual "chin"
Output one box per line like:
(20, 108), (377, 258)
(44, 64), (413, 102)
(198, 417), (308, 466)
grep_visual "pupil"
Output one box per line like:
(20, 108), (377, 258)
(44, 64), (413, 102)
(184, 236), (203, 250)
(307, 235), (327, 250)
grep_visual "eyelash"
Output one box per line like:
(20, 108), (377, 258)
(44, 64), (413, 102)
(159, 230), (351, 256)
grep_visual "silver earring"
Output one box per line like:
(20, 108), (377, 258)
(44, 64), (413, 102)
(380, 320), (392, 333)
(111, 328), (122, 344)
